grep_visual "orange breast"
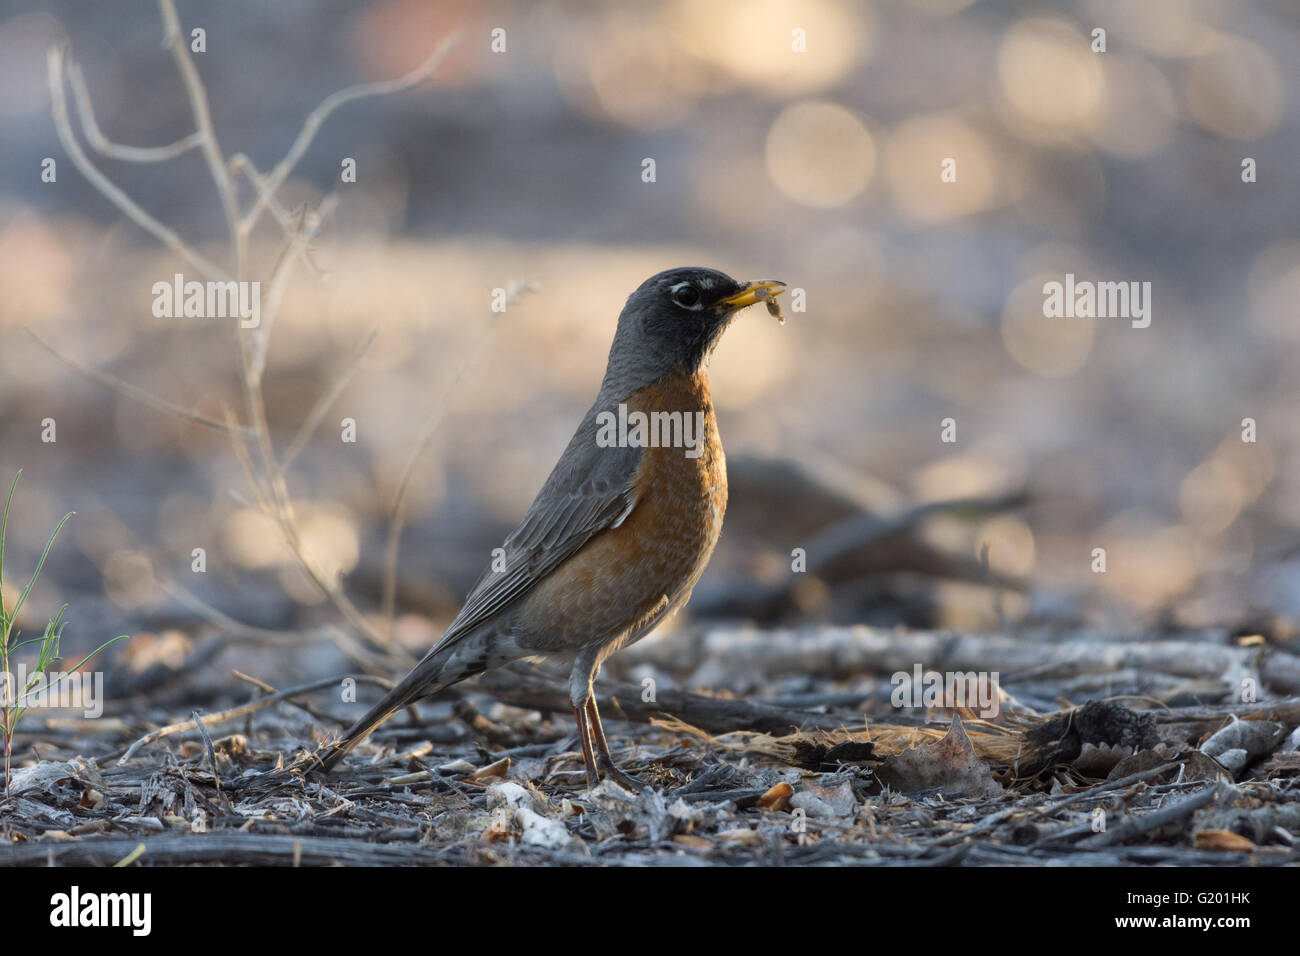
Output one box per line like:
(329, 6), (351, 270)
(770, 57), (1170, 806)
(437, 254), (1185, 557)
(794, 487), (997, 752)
(519, 371), (727, 649)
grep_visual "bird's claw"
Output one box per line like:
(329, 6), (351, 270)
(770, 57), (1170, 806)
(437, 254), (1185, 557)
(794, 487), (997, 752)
(597, 762), (648, 793)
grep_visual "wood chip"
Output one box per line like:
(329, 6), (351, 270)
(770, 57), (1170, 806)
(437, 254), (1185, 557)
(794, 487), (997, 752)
(717, 827), (763, 846)
(673, 834), (712, 849)
(468, 756), (511, 783)
(756, 781), (793, 811)
(1194, 829), (1256, 852)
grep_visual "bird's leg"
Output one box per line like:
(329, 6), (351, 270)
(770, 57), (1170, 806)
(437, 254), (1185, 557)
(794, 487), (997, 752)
(569, 649), (643, 790)
(585, 695), (646, 792)
(571, 703), (600, 789)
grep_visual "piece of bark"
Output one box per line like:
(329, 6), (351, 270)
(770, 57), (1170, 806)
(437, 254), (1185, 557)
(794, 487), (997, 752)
(1019, 700), (1160, 779)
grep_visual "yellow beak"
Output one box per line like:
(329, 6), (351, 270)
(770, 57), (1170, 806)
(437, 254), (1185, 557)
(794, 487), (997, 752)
(716, 278), (787, 310)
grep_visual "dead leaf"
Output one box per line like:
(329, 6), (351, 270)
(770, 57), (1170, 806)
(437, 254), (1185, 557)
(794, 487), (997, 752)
(1072, 742), (1132, 778)
(875, 714), (1002, 798)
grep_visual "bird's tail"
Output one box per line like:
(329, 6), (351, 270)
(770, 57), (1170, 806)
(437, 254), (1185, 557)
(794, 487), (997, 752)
(306, 639), (487, 773)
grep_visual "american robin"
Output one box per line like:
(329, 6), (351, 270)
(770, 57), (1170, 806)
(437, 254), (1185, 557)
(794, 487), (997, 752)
(311, 267), (785, 788)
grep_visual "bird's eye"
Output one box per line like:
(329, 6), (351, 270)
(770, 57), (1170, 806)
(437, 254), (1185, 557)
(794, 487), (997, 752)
(672, 284), (701, 309)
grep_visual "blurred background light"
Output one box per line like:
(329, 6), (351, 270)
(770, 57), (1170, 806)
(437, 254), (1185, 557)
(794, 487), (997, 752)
(765, 100), (875, 208)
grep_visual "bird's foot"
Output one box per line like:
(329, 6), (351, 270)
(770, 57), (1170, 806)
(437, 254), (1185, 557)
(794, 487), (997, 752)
(597, 760), (648, 793)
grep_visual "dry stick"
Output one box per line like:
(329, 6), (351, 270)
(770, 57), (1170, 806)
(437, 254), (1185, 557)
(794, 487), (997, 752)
(157, 0), (265, 505)
(223, 42), (450, 632)
(218, 408), (391, 668)
(0, 832), (470, 867)
(45, 45), (254, 449)
(156, 577), (332, 647)
(227, 156), (340, 452)
(224, 146), (381, 659)
(230, 36), (463, 650)
(278, 326), (380, 474)
(380, 281), (537, 640)
(227, 154), (311, 244)
(158, 0), (241, 273)
(651, 627), (1300, 695)
(25, 328), (243, 435)
(53, 22), (283, 562)
(195, 147), (379, 658)
(197, 3), (446, 666)
(240, 32), (462, 238)
(475, 666), (880, 736)
(232, 670), (335, 723)
(929, 759), (1185, 848)
(65, 59), (202, 162)
(156, 4), (293, 596)
(55, 1), (458, 670)
(62, 5), (253, 467)
(45, 48), (227, 280)
(116, 674), (393, 764)
(190, 710), (223, 800)
(1076, 782), (1226, 849)
(247, 194), (340, 387)
(222, 407), (275, 516)
(227, 155), (340, 400)
(221, 409), (397, 672)
(1027, 761), (1184, 820)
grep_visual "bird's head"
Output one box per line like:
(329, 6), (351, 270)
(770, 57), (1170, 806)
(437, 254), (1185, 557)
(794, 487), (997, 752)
(604, 267), (786, 392)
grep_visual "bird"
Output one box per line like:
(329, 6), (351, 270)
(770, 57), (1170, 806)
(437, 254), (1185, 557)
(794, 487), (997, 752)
(309, 267), (786, 788)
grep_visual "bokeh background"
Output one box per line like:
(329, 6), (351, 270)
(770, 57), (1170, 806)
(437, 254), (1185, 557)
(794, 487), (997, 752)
(1, 0), (1299, 694)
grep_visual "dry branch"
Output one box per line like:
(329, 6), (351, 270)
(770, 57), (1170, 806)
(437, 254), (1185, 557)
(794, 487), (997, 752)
(117, 674), (393, 764)
(46, 47), (227, 280)
(475, 667), (895, 736)
(626, 626), (1300, 695)
(43, 1), (461, 670)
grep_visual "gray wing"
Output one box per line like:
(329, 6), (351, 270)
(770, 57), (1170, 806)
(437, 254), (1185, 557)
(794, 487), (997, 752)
(432, 406), (643, 651)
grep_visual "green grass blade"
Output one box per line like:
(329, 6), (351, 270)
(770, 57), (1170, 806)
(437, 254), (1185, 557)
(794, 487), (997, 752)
(10, 511), (73, 624)
(0, 469), (19, 613)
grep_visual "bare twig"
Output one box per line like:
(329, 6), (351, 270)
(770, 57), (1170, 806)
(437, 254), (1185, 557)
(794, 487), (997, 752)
(46, 47), (228, 280)
(248, 193), (340, 384)
(25, 328), (246, 435)
(279, 326), (380, 473)
(117, 673), (393, 764)
(191, 710), (223, 799)
(158, 0), (242, 274)
(156, 578), (332, 647)
(48, 2), (459, 673)
(380, 281), (536, 637)
(1076, 783), (1226, 849)
(232, 670), (336, 723)
(240, 32), (462, 237)
(66, 58), (203, 163)
(227, 154), (309, 242)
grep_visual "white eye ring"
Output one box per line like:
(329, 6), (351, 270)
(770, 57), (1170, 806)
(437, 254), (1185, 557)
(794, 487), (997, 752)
(670, 281), (704, 310)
